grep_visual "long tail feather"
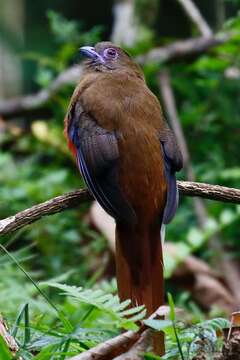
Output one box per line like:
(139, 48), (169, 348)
(116, 220), (165, 355)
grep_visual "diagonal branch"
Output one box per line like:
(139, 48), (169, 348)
(0, 65), (83, 118)
(0, 181), (240, 237)
(113, 330), (151, 360)
(159, 69), (207, 227)
(176, 0), (213, 37)
(0, 34), (229, 119)
(69, 329), (142, 360)
(0, 189), (92, 236)
(136, 33), (227, 64)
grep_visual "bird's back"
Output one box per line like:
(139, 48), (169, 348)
(74, 71), (168, 223)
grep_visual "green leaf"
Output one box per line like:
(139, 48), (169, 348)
(119, 305), (145, 317)
(47, 11), (79, 43)
(0, 244), (72, 333)
(33, 344), (59, 360)
(220, 209), (235, 225)
(24, 303), (30, 346)
(167, 294), (185, 360)
(144, 319), (172, 331)
(44, 282), (145, 330)
(11, 303), (29, 338)
(0, 336), (12, 360)
(199, 318), (230, 331)
(187, 228), (204, 249)
(167, 293), (175, 322)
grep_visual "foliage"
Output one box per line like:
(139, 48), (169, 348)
(143, 294), (230, 360)
(0, 259), (229, 360)
(24, 11), (103, 88)
(1, 3), (240, 359)
(145, 316), (230, 360)
(0, 251), (230, 359)
(0, 336), (12, 360)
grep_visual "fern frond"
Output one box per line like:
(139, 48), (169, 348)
(44, 282), (146, 330)
(197, 317), (230, 331)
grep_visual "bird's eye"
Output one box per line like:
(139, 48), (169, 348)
(103, 48), (118, 59)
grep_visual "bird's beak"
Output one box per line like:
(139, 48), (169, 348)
(80, 46), (100, 59)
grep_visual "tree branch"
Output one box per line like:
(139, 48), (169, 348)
(111, 0), (137, 46)
(69, 330), (142, 360)
(113, 330), (151, 360)
(0, 34), (229, 119)
(177, 181), (240, 203)
(0, 65), (83, 118)
(0, 189), (92, 236)
(0, 181), (239, 237)
(176, 0), (213, 37)
(136, 33), (228, 64)
(158, 69), (209, 227)
(159, 70), (191, 166)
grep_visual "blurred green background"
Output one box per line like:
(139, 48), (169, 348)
(0, 0), (240, 358)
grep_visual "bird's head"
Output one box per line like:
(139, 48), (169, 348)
(80, 41), (143, 79)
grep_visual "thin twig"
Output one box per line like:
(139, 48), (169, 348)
(0, 181), (240, 237)
(0, 34), (229, 119)
(159, 70), (191, 166)
(176, 0), (213, 37)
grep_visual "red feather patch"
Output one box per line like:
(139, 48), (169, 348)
(67, 138), (77, 157)
(64, 122), (77, 157)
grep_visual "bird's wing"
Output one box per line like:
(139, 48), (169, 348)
(66, 101), (137, 224)
(159, 126), (183, 224)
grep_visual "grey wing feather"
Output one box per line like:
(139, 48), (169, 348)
(67, 102), (137, 225)
(160, 125), (183, 224)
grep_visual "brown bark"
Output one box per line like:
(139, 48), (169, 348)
(178, 180), (240, 204)
(69, 330), (143, 360)
(137, 34), (228, 65)
(113, 330), (151, 360)
(0, 181), (240, 237)
(0, 188), (92, 236)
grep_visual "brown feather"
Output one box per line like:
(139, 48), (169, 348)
(65, 42), (182, 356)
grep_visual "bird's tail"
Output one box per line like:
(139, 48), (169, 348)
(115, 220), (164, 354)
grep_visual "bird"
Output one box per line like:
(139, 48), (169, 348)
(64, 42), (182, 355)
